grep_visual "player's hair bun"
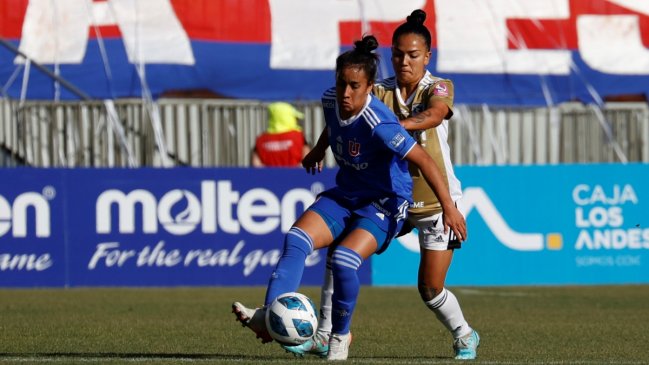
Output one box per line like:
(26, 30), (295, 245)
(354, 35), (379, 54)
(336, 34), (379, 81)
(407, 9), (426, 25)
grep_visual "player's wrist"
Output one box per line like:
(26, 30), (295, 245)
(440, 201), (456, 212)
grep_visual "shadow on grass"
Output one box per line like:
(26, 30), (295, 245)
(0, 352), (452, 361)
(0, 353), (273, 360)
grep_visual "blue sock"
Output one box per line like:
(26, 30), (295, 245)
(330, 246), (363, 334)
(264, 227), (313, 306)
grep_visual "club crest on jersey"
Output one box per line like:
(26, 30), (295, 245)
(348, 141), (361, 156)
(433, 82), (449, 97)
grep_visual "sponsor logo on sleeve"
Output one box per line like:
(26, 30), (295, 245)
(390, 133), (406, 148)
(433, 82), (449, 97)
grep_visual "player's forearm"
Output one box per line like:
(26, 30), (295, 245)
(400, 101), (449, 131)
(312, 128), (329, 155)
(400, 109), (442, 131)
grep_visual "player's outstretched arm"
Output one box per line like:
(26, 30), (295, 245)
(400, 100), (449, 131)
(405, 144), (467, 241)
(302, 128), (329, 175)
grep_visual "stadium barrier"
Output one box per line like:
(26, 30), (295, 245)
(1, 165), (647, 288)
(1, 98), (648, 167)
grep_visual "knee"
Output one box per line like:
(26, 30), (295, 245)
(418, 283), (444, 302)
(284, 227), (314, 255)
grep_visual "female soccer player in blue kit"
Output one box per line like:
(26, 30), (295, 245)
(232, 34), (467, 361)
(285, 10), (480, 361)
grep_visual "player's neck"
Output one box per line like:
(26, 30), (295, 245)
(398, 82), (418, 101)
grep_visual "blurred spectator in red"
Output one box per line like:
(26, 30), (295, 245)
(251, 102), (311, 167)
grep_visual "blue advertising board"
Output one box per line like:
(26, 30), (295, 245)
(0, 168), (376, 287)
(2, 165), (648, 287)
(0, 170), (66, 286)
(374, 164), (649, 286)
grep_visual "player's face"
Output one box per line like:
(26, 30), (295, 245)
(391, 33), (431, 87)
(335, 66), (373, 119)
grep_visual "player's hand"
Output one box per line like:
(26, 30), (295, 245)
(302, 152), (324, 175)
(442, 206), (467, 241)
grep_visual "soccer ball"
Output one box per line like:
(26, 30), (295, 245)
(265, 292), (318, 345)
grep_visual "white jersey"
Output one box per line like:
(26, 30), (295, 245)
(373, 70), (462, 216)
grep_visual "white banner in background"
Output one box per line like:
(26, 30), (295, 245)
(16, 0), (194, 65)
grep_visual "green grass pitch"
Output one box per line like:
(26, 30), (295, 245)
(1, 285), (648, 364)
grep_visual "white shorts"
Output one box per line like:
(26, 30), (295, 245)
(408, 208), (465, 251)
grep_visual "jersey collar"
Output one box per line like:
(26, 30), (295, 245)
(338, 94), (372, 127)
(395, 70), (433, 110)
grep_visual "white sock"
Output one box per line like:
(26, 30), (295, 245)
(425, 288), (472, 339)
(317, 265), (333, 335)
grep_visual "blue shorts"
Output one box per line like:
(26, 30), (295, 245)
(308, 192), (408, 254)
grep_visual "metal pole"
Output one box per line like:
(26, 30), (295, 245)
(0, 38), (92, 101)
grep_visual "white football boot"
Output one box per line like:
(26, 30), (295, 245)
(326, 332), (352, 361)
(232, 302), (273, 343)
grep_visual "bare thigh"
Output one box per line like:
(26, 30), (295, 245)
(293, 210), (335, 249)
(338, 228), (378, 259)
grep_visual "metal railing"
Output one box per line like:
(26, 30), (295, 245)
(1, 98), (647, 167)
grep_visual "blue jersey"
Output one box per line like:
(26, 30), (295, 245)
(321, 88), (417, 206)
